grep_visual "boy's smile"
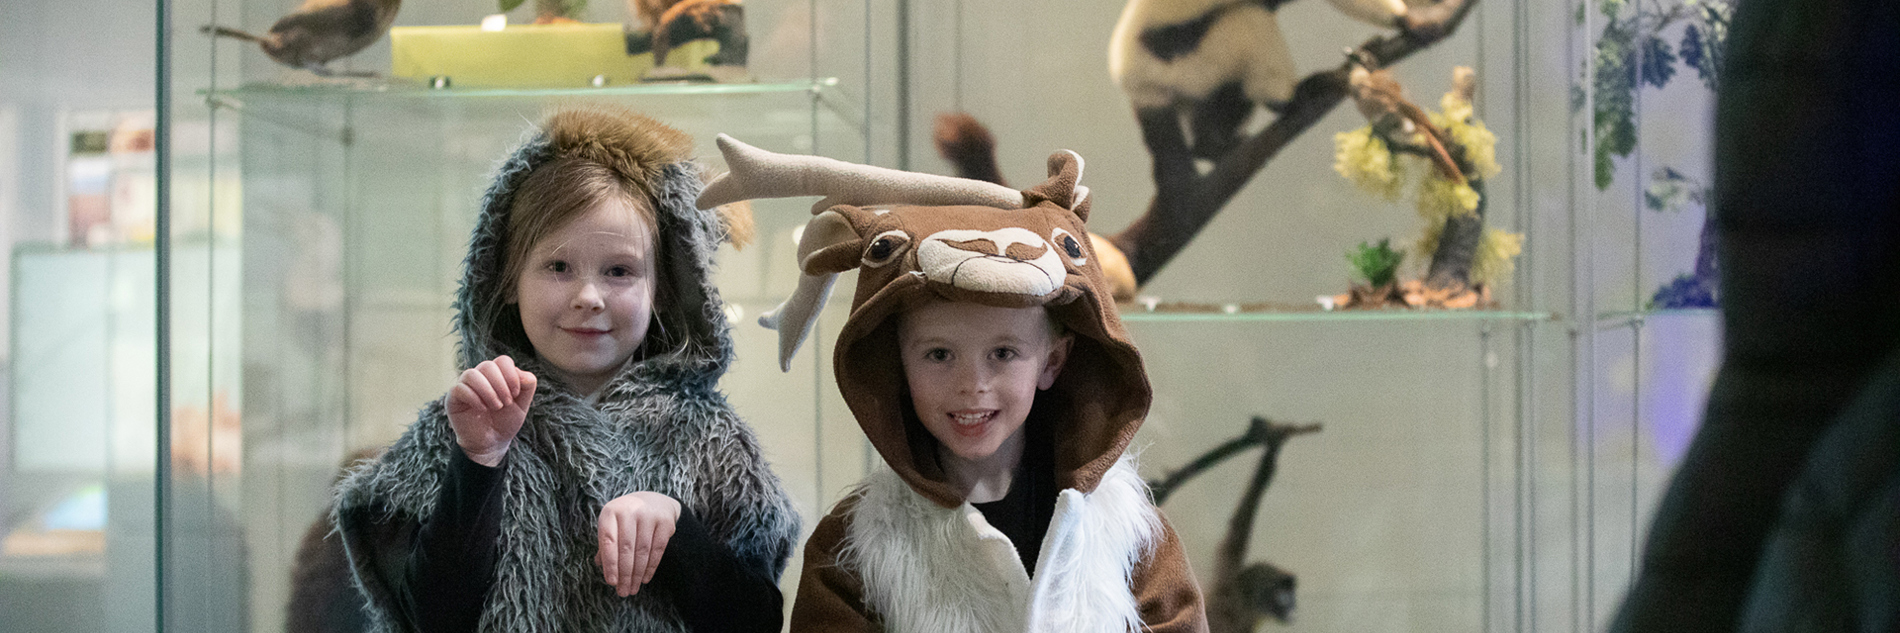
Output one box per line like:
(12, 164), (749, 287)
(898, 301), (1072, 484)
(515, 198), (658, 395)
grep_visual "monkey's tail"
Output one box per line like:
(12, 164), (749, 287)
(933, 113), (1009, 187)
(202, 25), (264, 43)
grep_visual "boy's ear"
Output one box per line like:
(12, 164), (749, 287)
(1037, 333), (1075, 391)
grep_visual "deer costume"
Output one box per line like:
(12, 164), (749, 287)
(698, 136), (1209, 632)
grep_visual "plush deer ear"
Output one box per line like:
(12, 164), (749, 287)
(758, 208), (865, 371)
(796, 208), (867, 275)
(1023, 150), (1090, 221)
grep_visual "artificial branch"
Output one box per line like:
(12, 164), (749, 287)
(1148, 416), (1322, 631)
(1108, 0), (1478, 285)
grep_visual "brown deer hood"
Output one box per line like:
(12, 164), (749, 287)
(698, 136), (1151, 508)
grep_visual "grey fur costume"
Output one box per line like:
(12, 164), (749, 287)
(333, 123), (801, 632)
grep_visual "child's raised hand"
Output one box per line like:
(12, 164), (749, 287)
(595, 491), (681, 597)
(446, 355), (537, 467)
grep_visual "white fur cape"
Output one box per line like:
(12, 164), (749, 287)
(836, 456), (1162, 633)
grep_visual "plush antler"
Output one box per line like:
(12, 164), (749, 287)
(698, 134), (1026, 213)
(696, 134), (1034, 370)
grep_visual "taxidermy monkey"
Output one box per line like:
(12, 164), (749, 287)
(202, 0), (401, 76)
(624, 0), (747, 69)
(1237, 562), (1298, 624)
(1109, 0), (1411, 160)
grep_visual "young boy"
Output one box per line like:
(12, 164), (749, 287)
(698, 135), (1209, 632)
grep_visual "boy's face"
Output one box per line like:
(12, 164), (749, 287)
(898, 301), (1072, 463)
(515, 198), (657, 395)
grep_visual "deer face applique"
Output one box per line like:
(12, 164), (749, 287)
(696, 134), (1102, 369)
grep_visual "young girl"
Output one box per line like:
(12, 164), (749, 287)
(334, 107), (800, 632)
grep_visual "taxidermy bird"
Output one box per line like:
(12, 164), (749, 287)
(1109, 0), (1412, 160)
(1347, 57), (1465, 185)
(624, 0), (747, 69)
(202, 0), (401, 76)
(528, 0), (587, 23)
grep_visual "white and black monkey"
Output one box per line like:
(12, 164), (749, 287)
(203, 0), (401, 76)
(1108, 0), (1410, 162)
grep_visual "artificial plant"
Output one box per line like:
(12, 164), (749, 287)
(1587, 0), (1731, 308)
(1332, 65), (1522, 309)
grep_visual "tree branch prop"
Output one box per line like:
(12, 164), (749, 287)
(1148, 416), (1322, 630)
(1108, 0), (1478, 285)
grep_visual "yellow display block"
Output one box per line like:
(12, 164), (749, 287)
(390, 23), (717, 88)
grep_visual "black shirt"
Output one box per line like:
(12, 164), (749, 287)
(400, 450), (784, 632)
(970, 420), (1058, 575)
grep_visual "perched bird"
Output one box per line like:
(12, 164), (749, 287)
(624, 0), (746, 69)
(203, 0), (402, 76)
(628, 0), (676, 29)
(529, 0), (587, 24)
(1348, 59), (1465, 185)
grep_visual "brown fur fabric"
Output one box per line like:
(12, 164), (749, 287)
(286, 448), (384, 633)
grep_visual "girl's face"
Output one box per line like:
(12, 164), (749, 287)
(515, 198), (657, 395)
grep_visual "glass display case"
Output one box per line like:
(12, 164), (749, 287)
(0, 0), (1730, 631)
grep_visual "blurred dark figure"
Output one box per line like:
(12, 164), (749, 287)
(1611, 0), (1900, 632)
(286, 448), (384, 633)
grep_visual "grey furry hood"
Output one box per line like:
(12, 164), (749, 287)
(454, 129), (733, 391)
(333, 110), (798, 632)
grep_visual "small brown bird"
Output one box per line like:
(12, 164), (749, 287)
(203, 0), (402, 76)
(624, 0), (746, 69)
(1348, 61), (1465, 185)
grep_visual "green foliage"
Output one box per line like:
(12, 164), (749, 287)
(1589, 0), (1732, 190)
(1643, 166), (1708, 212)
(1640, 35), (1677, 87)
(1680, 0), (1732, 91)
(1348, 239), (1406, 288)
(500, 0), (525, 12)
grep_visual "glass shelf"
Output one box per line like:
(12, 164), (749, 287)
(202, 77), (838, 102)
(1594, 307), (1720, 329)
(1117, 301), (1557, 324)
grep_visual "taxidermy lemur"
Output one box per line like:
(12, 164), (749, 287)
(624, 0), (747, 69)
(203, 0), (401, 76)
(1109, 0), (1412, 160)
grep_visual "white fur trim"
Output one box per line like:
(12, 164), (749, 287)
(839, 457), (1161, 632)
(1027, 460), (1161, 632)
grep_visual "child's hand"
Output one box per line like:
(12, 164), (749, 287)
(446, 355), (537, 467)
(595, 491), (681, 597)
